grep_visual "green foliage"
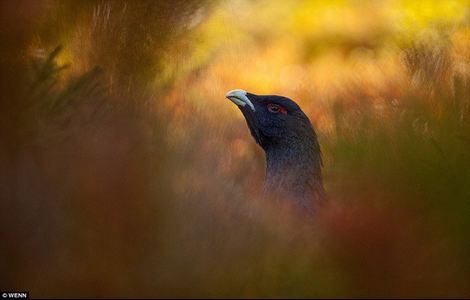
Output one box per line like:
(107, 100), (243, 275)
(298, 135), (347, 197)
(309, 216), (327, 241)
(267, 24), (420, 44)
(27, 46), (103, 114)
(1, 0), (469, 298)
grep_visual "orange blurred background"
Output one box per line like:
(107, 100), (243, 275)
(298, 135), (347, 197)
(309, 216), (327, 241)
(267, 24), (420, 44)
(1, 0), (469, 297)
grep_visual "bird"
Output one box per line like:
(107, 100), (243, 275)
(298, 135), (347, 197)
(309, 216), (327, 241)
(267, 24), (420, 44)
(226, 89), (325, 216)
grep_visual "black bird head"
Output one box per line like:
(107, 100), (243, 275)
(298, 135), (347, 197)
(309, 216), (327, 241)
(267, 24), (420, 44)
(226, 89), (325, 215)
(225, 89), (316, 151)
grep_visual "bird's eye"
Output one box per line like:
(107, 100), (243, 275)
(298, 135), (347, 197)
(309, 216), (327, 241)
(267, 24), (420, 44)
(267, 103), (286, 114)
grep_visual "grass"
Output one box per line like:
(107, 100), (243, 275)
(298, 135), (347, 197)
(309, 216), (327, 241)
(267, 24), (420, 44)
(1, 0), (469, 298)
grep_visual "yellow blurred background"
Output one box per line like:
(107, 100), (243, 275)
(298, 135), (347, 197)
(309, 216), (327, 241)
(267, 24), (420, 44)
(1, 0), (469, 297)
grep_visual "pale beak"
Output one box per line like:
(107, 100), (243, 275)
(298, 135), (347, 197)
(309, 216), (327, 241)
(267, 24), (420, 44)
(226, 89), (256, 112)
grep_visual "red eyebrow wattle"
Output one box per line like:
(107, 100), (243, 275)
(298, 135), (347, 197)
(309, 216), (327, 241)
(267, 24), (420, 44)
(268, 103), (287, 114)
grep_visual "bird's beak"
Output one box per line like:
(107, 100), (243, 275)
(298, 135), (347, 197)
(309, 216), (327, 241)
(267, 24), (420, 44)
(226, 89), (256, 112)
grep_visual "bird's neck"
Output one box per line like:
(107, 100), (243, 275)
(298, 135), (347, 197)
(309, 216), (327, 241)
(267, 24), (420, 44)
(264, 141), (324, 212)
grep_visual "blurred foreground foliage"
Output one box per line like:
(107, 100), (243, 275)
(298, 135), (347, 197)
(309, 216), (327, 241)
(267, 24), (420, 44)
(1, 0), (469, 298)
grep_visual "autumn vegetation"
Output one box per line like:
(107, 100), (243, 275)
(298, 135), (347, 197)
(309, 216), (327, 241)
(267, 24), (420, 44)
(1, 0), (469, 297)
